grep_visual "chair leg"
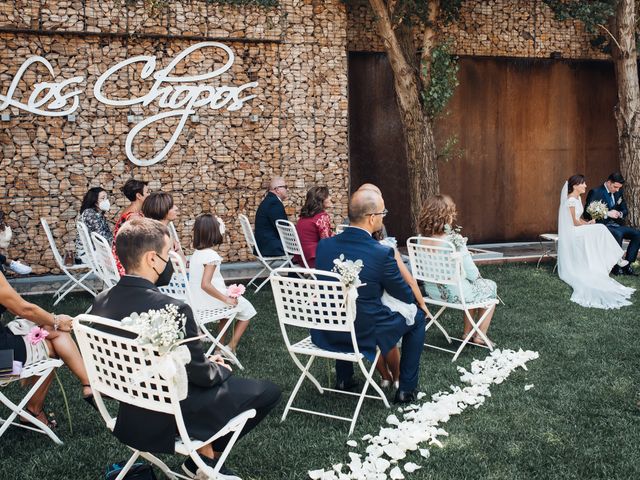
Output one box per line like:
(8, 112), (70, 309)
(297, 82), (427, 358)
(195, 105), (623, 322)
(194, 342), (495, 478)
(53, 270), (96, 306)
(247, 266), (268, 289)
(350, 352), (389, 436)
(424, 306), (451, 343)
(138, 451), (176, 479)
(115, 451), (141, 480)
(282, 356), (319, 423)
(451, 307), (494, 362)
(201, 316), (244, 369)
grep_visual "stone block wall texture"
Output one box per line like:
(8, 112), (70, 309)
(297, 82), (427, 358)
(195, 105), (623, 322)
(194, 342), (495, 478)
(347, 0), (608, 60)
(0, 0), (350, 274)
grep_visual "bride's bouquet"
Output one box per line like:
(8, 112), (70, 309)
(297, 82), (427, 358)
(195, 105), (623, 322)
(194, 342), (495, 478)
(586, 200), (608, 221)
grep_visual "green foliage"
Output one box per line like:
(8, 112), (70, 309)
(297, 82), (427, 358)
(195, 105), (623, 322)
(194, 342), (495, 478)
(437, 134), (464, 163)
(422, 42), (459, 118)
(206, 0), (278, 5)
(542, 0), (616, 33)
(117, 0), (278, 13)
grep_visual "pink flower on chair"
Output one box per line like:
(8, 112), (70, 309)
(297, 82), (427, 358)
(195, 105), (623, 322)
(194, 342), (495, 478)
(27, 326), (49, 345)
(226, 284), (246, 299)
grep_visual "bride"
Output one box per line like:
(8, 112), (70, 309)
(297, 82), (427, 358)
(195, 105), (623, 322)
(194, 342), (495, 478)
(558, 174), (634, 309)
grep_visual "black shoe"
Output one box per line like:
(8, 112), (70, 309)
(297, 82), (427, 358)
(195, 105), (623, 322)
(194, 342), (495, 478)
(182, 457), (242, 480)
(611, 265), (623, 276)
(622, 265), (639, 276)
(394, 389), (417, 404)
(335, 377), (361, 392)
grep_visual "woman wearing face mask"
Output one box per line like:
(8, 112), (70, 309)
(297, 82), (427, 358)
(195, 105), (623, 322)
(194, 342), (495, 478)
(75, 187), (113, 264)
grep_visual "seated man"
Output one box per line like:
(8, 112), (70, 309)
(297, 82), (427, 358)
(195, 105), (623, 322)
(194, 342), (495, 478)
(91, 218), (281, 480)
(254, 176), (288, 256)
(313, 190), (426, 404)
(584, 171), (640, 275)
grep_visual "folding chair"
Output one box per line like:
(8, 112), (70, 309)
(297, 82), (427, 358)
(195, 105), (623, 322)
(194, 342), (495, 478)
(407, 236), (498, 362)
(0, 358), (64, 445)
(537, 233), (558, 272)
(270, 267), (389, 435)
(164, 251), (243, 369)
(238, 214), (288, 292)
(335, 224), (348, 234)
(276, 219), (311, 269)
(91, 232), (121, 289)
(76, 222), (103, 285)
(41, 218), (97, 305)
(74, 314), (256, 480)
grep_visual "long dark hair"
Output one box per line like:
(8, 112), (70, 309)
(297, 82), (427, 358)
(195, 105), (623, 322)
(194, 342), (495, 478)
(300, 186), (329, 218)
(193, 214), (223, 249)
(80, 187), (105, 213)
(567, 174), (585, 194)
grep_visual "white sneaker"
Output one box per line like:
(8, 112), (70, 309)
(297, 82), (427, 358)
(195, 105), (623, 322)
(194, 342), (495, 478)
(617, 259), (629, 268)
(9, 260), (31, 275)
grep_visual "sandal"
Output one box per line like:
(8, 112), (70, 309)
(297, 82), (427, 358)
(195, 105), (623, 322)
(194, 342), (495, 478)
(20, 407), (58, 429)
(82, 384), (99, 411)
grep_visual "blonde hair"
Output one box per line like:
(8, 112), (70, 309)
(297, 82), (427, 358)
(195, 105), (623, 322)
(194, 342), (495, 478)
(418, 194), (457, 236)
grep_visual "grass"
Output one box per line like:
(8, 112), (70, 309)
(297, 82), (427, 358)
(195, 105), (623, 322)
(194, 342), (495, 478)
(1, 263), (639, 480)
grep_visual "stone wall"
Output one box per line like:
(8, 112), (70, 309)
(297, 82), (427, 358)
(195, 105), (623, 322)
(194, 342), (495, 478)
(347, 0), (608, 60)
(0, 0), (349, 274)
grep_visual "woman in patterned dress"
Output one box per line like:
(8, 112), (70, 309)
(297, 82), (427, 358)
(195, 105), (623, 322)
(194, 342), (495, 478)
(295, 186), (334, 268)
(75, 187), (113, 263)
(419, 195), (498, 347)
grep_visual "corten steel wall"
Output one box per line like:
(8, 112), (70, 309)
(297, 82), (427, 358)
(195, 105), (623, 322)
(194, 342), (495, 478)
(0, 0), (350, 274)
(349, 55), (619, 243)
(347, 0), (621, 243)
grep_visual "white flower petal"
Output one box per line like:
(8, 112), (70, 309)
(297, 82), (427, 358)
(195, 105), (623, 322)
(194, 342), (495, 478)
(404, 462), (421, 473)
(389, 466), (404, 479)
(524, 384), (534, 391)
(346, 440), (358, 448)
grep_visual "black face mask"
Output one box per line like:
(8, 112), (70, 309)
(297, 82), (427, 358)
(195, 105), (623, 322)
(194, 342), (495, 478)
(152, 254), (174, 287)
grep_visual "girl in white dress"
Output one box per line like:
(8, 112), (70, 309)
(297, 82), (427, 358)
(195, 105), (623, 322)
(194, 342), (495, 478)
(188, 214), (256, 352)
(558, 175), (634, 309)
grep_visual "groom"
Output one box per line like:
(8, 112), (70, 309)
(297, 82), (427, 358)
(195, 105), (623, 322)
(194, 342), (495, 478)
(584, 172), (640, 275)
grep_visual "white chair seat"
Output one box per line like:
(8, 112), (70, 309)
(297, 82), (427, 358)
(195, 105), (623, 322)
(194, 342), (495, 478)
(289, 336), (364, 362)
(540, 233), (558, 241)
(422, 297), (499, 311)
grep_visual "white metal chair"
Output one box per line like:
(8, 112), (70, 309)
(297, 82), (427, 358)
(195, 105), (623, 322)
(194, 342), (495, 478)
(276, 219), (311, 269)
(164, 251), (243, 369)
(537, 233), (558, 272)
(76, 221), (102, 284)
(41, 218), (97, 305)
(238, 214), (288, 292)
(0, 358), (64, 445)
(407, 236), (499, 362)
(73, 314), (255, 480)
(335, 224), (348, 234)
(270, 267), (389, 435)
(91, 232), (121, 289)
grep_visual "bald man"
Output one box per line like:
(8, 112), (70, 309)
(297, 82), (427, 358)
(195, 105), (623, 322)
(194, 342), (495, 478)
(314, 190), (426, 404)
(254, 176), (288, 256)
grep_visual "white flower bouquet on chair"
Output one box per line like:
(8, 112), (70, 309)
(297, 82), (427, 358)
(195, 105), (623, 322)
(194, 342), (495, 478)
(332, 254), (364, 321)
(122, 304), (191, 400)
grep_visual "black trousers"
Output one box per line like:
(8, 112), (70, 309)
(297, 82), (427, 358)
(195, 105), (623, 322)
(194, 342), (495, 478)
(606, 225), (640, 263)
(211, 379), (281, 452)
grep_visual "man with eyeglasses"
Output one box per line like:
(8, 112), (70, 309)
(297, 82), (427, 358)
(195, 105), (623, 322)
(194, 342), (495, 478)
(254, 176), (289, 257)
(313, 189), (426, 404)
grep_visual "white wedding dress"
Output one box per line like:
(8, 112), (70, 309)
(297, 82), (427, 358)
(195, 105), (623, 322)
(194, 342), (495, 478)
(557, 182), (634, 309)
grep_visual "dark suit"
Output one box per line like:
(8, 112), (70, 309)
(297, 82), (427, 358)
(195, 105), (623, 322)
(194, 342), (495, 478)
(585, 184), (640, 263)
(91, 275), (281, 454)
(313, 227), (426, 392)
(254, 191), (287, 256)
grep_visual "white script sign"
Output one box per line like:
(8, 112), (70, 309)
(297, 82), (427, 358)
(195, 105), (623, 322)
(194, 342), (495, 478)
(0, 42), (258, 166)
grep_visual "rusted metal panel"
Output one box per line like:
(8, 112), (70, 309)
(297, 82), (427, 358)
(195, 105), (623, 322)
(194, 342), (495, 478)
(348, 54), (619, 243)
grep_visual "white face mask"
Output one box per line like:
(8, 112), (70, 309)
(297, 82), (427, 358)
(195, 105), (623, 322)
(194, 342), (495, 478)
(0, 225), (12, 249)
(98, 199), (111, 212)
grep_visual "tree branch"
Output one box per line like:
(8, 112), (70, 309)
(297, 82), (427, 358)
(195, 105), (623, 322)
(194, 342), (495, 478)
(597, 23), (622, 51)
(419, 1), (441, 90)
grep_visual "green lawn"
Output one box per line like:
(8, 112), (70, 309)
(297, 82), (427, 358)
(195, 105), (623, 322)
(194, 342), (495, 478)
(1, 263), (639, 480)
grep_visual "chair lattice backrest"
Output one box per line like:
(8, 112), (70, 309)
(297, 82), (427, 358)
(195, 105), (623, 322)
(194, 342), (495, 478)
(270, 268), (353, 333)
(91, 232), (120, 288)
(76, 221), (99, 273)
(276, 220), (304, 257)
(238, 213), (259, 252)
(407, 236), (462, 286)
(168, 222), (183, 252)
(159, 251), (192, 302)
(74, 315), (176, 417)
(40, 218), (66, 267)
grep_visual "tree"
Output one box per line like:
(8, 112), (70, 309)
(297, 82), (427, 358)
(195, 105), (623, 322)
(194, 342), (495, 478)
(544, 0), (640, 226)
(347, 0), (461, 229)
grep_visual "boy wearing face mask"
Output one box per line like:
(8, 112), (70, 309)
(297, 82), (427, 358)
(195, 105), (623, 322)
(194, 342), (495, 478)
(75, 187), (114, 264)
(0, 210), (32, 275)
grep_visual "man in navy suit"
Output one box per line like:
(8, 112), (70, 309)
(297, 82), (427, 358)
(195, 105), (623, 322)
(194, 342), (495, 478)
(313, 189), (426, 404)
(254, 177), (288, 256)
(584, 172), (640, 275)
